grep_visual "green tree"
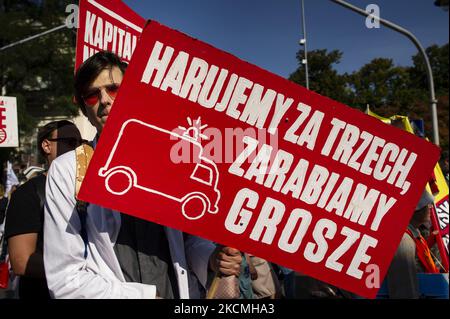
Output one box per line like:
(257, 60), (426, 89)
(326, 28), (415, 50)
(0, 0), (77, 164)
(410, 43), (449, 96)
(289, 49), (351, 105)
(348, 58), (422, 115)
(288, 43), (449, 149)
(407, 44), (449, 150)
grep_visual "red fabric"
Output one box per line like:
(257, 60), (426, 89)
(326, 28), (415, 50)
(0, 260), (8, 289)
(406, 229), (440, 274)
(428, 172), (440, 195)
(426, 231), (437, 247)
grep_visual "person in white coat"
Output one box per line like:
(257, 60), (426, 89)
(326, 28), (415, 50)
(44, 52), (242, 299)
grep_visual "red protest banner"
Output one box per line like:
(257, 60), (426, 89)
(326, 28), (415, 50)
(78, 21), (441, 298)
(0, 96), (19, 147)
(75, 0), (145, 70)
(435, 195), (449, 248)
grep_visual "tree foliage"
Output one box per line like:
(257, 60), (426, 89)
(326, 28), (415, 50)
(0, 0), (77, 162)
(290, 44), (449, 150)
(289, 49), (351, 104)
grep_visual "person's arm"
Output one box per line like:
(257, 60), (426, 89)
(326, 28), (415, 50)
(44, 153), (156, 299)
(183, 234), (216, 287)
(0, 197), (7, 225)
(386, 233), (420, 299)
(4, 179), (45, 278)
(8, 233), (45, 277)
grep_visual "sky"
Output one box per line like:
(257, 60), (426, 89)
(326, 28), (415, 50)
(123, 0), (449, 78)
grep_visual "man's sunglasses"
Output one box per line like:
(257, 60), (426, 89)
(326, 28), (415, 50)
(82, 84), (120, 107)
(47, 137), (82, 148)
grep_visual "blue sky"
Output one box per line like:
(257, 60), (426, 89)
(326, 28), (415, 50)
(123, 0), (449, 78)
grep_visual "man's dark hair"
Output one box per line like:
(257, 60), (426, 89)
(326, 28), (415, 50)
(37, 120), (80, 157)
(74, 51), (128, 116)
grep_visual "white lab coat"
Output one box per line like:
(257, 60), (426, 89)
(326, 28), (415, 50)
(44, 150), (215, 299)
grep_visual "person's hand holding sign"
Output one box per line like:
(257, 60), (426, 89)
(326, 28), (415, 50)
(209, 246), (242, 276)
(206, 246), (243, 299)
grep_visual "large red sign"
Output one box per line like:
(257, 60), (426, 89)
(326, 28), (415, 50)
(75, 0), (145, 70)
(78, 21), (441, 298)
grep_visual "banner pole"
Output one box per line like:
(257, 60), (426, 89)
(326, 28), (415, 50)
(206, 272), (220, 299)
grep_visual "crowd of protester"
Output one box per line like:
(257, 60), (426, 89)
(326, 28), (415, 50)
(0, 51), (448, 300)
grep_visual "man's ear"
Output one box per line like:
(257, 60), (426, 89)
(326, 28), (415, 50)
(41, 139), (52, 156)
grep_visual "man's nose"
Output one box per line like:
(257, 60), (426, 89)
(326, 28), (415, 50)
(99, 88), (113, 106)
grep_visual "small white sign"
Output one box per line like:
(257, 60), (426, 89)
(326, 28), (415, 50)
(0, 96), (19, 147)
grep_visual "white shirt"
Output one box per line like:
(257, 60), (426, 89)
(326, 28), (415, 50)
(44, 150), (215, 299)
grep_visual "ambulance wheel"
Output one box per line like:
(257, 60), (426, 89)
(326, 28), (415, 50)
(182, 195), (208, 220)
(105, 169), (133, 195)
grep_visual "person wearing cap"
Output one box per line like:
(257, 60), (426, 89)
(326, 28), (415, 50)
(4, 120), (82, 299)
(385, 190), (440, 299)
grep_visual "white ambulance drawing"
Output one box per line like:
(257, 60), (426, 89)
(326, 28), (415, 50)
(99, 119), (220, 220)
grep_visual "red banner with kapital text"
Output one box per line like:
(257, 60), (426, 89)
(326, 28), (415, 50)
(75, 0), (145, 71)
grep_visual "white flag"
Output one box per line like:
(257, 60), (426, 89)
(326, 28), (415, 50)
(4, 161), (19, 197)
